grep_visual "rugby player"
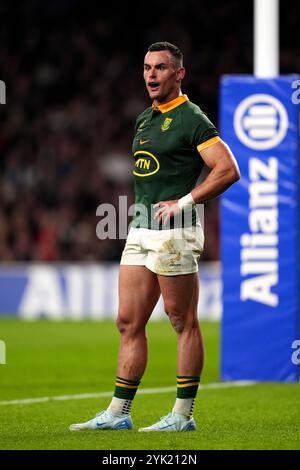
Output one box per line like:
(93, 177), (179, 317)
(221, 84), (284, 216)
(70, 41), (240, 432)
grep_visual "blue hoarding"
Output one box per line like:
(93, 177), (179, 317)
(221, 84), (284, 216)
(0, 263), (221, 321)
(220, 75), (300, 382)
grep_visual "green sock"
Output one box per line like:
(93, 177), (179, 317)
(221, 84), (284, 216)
(176, 376), (200, 399)
(173, 376), (200, 418)
(114, 376), (141, 400)
(108, 376), (141, 415)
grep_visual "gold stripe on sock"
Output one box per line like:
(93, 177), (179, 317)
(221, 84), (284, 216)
(177, 377), (199, 383)
(116, 377), (140, 385)
(115, 378), (135, 385)
(177, 382), (199, 388)
(115, 382), (139, 389)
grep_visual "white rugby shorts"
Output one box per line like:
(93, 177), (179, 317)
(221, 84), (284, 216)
(120, 223), (204, 276)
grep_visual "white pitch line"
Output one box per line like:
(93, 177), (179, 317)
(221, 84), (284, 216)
(0, 381), (256, 406)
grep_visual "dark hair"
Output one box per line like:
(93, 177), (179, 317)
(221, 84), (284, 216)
(147, 41), (183, 66)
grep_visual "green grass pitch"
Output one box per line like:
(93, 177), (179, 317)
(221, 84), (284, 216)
(0, 319), (299, 450)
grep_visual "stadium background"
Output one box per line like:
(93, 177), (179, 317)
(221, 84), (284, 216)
(0, 0), (300, 451)
(0, 0), (298, 264)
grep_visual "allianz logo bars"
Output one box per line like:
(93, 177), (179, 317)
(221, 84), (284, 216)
(234, 94), (288, 150)
(220, 76), (300, 382)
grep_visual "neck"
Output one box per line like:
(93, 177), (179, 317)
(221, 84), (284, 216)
(153, 89), (182, 106)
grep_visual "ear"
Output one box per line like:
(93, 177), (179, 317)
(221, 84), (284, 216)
(176, 67), (185, 82)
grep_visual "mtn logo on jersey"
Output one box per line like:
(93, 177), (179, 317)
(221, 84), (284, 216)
(161, 117), (173, 132)
(133, 151), (160, 177)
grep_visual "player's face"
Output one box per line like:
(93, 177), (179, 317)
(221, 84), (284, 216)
(144, 51), (185, 104)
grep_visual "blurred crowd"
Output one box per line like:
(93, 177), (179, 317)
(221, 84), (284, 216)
(0, 0), (297, 261)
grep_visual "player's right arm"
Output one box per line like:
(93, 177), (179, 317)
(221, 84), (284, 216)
(191, 139), (240, 204)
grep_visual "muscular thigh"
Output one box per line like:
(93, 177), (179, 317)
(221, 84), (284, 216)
(118, 265), (161, 326)
(158, 272), (199, 319)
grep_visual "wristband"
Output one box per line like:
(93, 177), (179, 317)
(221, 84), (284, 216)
(177, 192), (195, 210)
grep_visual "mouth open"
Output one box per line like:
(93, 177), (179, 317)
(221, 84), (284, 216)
(148, 82), (160, 92)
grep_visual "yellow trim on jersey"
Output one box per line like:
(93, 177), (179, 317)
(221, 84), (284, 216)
(177, 382), (200, 388)
(197, 136), (221, 152)
(152, 94), (189, 114)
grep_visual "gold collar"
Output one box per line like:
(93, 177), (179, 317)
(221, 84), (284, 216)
(152, 94), (188, 113)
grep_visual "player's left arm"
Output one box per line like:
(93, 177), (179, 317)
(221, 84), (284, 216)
(191, 139), (240, 203)
(154, 139), (240, 224)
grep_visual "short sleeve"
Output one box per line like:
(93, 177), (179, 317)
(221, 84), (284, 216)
(183, 106), (220, 152)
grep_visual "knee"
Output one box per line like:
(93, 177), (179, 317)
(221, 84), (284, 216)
(164, 301), (185, 334)
(164, 301), (198, 335)
(116, 310), (144, 337)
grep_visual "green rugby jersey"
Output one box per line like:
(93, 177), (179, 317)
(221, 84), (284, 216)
(131, 94), (220, 229)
